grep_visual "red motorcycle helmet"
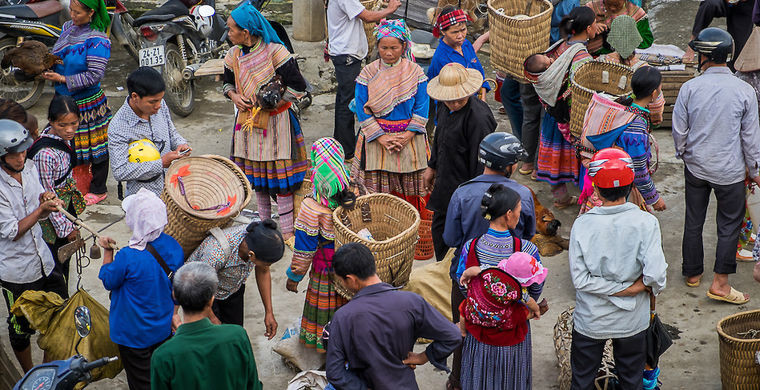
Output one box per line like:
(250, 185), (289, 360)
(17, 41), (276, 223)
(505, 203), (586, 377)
(588, 148), (635, 188)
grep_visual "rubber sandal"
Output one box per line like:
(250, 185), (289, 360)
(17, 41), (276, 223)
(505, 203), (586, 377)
(530, 171), (537, 181)
(737, 249), (754, 262)
(553, 196), (577, 210)
(519, 166), (534, 175)
(685, 275), (702, 288)
(706, 287), (750, 305)
(84, 192), (107, 206)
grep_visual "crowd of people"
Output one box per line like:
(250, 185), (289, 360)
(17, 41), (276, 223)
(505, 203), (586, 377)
(3, 0), (760, 388)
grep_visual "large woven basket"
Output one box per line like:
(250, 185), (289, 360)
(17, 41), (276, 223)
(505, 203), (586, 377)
(332, 193), (421, 299)
(718, 309), (760, 389)
(162, 155), (252, 257)
(488, 0), (553, 82)
(360, 0), (381, 57)
(570, 61), (634, 138)
(554, 307), (618, 390)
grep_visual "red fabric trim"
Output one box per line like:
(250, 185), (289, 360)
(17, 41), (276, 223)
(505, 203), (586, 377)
(269, 101), (292, 116)
(460, 300), (529, 346)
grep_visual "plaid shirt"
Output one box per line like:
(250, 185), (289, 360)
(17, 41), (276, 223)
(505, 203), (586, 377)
(32, 130), (76, 238)
(108, 98), (187, 196)
(186, 225), (253, 300)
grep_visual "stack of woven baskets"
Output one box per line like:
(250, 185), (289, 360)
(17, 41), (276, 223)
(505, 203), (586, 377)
(488, 0), (553, 82)
(332, 193), (421, 299)
(414, 198), (434, 260)
(161, 155), (252, 257)
(569, 61), (634, 138)
(718, 309), (760, 388)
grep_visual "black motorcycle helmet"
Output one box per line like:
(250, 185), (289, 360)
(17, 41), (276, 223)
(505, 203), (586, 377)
(478, 132), (528, 175)
(689, 27), (734, 69)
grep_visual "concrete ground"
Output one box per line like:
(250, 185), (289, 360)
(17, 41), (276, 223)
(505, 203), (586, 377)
(2, 22), (757, 390)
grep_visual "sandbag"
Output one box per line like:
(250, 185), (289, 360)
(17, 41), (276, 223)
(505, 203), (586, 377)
(402, 248), (454, 322)
(272, 320), (325, 372)
(11, 289), (122, 386)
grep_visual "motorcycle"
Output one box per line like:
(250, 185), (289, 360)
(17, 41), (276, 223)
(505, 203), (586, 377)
(13, 306), (118, 390)
(0, 0), (65, 108)
(115, 0), (311, 117)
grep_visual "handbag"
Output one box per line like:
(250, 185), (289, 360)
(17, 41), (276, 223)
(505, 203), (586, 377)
(645, 290), (672, 368)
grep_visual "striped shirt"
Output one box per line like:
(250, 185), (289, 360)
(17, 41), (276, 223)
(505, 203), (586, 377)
(32, 130), (76, 238)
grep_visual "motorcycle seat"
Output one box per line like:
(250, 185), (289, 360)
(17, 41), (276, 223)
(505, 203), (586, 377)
(133, 0), (188, 27)
(0, 0), (61, 19)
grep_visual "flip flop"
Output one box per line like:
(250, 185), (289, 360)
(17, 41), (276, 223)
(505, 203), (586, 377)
(685, 275), (702, 287)
(84, 192), (107, 206)
(553, 196), (577, 210)
(706, 287), (750, 305)
(519, 166), (534, 175)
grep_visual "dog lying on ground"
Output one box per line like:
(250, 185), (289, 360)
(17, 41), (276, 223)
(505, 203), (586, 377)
(529, 188), (569, 257)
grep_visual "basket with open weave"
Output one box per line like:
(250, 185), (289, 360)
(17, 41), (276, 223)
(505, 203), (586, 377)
(554, 307), (619, 390)
(488, 0), (553, 82)
(360, 0), (382, 57)
(718, 309), (760, 389)
(161, 155), (252, 257)
(569, 61), (633, 138)
(332, 193), (421, 299)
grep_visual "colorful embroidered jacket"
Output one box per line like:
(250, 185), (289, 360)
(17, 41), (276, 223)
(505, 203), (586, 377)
(52, 21), (110, 99)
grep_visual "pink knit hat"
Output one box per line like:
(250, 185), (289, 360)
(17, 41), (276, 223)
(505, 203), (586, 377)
(498, 252), (548, 287)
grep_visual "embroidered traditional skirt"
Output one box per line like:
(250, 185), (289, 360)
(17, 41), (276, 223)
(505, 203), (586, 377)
(461, 330), (532, 390)
(233, 111), (307, 196)
(72, 90), (111, 165)
(300, 264), (346, 352)
(739, 207), (754, 251)
(351, 131), (427, 198)
(535, 113), (579, 186)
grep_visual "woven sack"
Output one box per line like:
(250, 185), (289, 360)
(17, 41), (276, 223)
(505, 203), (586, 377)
(569, 61), (633, 138)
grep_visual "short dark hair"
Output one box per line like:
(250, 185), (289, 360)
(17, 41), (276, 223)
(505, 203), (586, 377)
(127, 67), (166, 97)
(598, 184), (632, 202)
(631, 66), (662, 99)
(524, 53), (547, 74)
(333, 243), (376, 280)
(481, 183), (521, 220)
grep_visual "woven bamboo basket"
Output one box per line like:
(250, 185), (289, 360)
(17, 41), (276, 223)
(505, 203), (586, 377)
(294, 178), (313, 220)
(718, 309), (760, 389)
(332, 193), (421, 299)
(162, 155), (252, 257)
(488, 0), (553, 82)
(554, 307), (618, 390)
(360, 0), (381, 57)
(570, 61), (634, 138)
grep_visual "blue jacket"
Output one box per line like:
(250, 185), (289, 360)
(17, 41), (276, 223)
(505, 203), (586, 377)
(443, 174), (536, 276)
(98, 233), (183, 348)
(551, 0), (580, 43)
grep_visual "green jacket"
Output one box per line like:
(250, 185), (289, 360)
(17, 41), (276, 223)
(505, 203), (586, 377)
(150, 318), (263, 390)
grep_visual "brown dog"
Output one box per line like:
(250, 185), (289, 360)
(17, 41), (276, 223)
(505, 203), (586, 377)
(529, 188), (569, 257)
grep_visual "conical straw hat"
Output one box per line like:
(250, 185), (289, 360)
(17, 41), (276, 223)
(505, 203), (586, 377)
(735, 27), (760, 72)
(427, 63), (483, 101)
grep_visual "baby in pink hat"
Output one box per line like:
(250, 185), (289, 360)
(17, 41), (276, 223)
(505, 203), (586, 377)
(459, 252), (549, 320)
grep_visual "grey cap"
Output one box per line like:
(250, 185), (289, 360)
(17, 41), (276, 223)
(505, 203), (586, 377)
(0, 119), (32, 157)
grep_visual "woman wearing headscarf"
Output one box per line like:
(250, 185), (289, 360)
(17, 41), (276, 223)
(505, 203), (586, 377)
(97, 188), (183, 390)
(597, 15), (665, 125)
(286, 137), (355, 352)
(351, 18), (430, 214)
(223, 2), (308, 244)
(585, 0), (653, 56)
(41, 0), (112, 206)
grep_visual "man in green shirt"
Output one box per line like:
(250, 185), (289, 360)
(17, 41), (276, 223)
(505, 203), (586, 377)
(150, 262), (263, 390)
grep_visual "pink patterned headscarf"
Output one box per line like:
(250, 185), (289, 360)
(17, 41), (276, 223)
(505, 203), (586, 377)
(375, 19), (415, 61)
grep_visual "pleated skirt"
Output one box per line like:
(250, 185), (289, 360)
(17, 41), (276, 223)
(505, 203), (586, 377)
(460, 330), (532, 390)
(299, 266), (347, 352)
(73, 89), (111, 165)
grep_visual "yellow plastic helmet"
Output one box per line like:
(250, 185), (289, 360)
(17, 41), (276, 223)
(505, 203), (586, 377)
(128, 139), (161, 163)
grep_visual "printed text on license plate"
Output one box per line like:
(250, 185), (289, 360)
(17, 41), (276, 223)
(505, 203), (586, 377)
(139, 46), (165, 67)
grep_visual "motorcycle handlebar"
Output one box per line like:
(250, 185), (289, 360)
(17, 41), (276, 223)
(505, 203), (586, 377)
(81, 356), (118, 371)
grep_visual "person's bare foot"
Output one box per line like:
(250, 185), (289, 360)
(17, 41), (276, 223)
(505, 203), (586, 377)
(685, 274), (702, 287)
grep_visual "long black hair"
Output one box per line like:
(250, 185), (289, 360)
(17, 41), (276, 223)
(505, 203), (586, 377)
(559, 7), (596, 39)
(47, 95), (79, 123)
(480, 183), (521, 221)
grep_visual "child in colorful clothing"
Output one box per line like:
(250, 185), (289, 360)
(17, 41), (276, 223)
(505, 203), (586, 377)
(286, 137), (355, 352)
(28, 95), (85, 282)
(578, 66), (666, 214)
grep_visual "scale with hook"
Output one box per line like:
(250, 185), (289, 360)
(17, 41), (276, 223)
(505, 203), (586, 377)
(55, 205), (123, 289)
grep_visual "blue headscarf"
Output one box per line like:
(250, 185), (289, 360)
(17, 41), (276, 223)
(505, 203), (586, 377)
(230, 1), (284, 46)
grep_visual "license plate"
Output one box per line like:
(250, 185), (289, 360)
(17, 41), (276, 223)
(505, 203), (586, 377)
(139, 46), (165, 67)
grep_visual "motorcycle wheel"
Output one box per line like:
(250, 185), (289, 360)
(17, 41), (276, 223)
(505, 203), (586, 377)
(116, 12), (140, 62)
(162, 42), (195, 117)
(0, 38), (45, 109)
